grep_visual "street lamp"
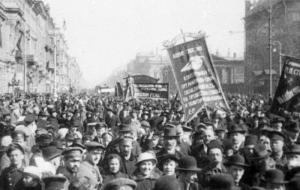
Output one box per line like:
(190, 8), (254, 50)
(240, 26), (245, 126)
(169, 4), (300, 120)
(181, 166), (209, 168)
(268, 0), (273, 96)
(272, 41), (282, 74)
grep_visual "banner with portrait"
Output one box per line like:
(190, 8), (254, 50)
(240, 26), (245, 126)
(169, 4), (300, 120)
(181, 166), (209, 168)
(271, 56), (300, 116)
(167, 37), (229, 122)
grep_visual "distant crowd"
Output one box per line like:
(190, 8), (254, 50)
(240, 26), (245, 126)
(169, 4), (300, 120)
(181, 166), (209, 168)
(0, 93), (299, 190)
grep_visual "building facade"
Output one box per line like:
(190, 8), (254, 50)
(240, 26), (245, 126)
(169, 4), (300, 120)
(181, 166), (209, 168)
(127, 52), (169, 82)
(0, 0), (82, 94)
(245, 0), (300, 95)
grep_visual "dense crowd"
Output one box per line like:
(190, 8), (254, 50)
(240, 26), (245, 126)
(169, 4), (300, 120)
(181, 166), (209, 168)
(0, 93), (299, 190)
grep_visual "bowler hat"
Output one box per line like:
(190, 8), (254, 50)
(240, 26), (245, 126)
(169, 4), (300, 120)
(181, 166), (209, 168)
(136, 151), (157, 166)
(176, 155), (201, 172)
(208, 174), (234, 190)
(36, 133), (52, 147)
(244, 135), (257, 147)
(285, 120), (300, 133)
(43, 175), (67, 190)
(153, 175), (180, 190)
(225, 154), (249, 168)
(251, 144), (270, 160)
(103, 178), (137, 190)
(163, 126), (179, 138)
(42, 146), (62, 161)
(228, 123), (247, 134)
(270, 114), (285, 124)
(287, 173), (300, 190)
(119, 124), (133, 133)
(263, 169), (287, 184)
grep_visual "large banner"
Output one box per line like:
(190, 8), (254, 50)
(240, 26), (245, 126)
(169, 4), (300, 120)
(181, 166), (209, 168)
(167, 38), (229, 121)
(133, 83), (169, 100)
(271, 56), (300, 116)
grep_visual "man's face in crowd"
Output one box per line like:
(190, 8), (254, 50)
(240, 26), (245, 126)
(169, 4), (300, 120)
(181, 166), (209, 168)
(203, 129), (215, 145)
(208, 148), (223, 164)
(96, 127), (105, 137)
(88, 149), (103, 165)
(183, 171), (198, 184)
(102, 134), (113, 146)
(273, 122), (283, 131)
(228, 165), (244, 184)
(163, 159), (177, 176)
(271, 139), (284, 153)
(65, 157), (82, 173)
(230, 132), (245, 145)
(9, 149), (24, 166)
(255, 157), (275, 172)
(259, 135), (271, 151)
(244, 145), (255, 156)
(164, 136), (177, 151)
(50, 156), (61, 170)
(119, 140), (133, 157)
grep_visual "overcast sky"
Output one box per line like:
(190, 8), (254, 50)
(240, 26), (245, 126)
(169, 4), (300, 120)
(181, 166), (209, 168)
(43, 0), (245, 87)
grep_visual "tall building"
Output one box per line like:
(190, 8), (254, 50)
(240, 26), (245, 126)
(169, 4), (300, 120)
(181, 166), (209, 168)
(245, 0), (300, 94)
(0, 0), (82, 94)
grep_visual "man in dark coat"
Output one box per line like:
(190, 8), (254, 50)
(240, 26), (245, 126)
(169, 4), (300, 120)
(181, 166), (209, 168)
(225, 154), (250, 190)
(0, 144), (25, 190)
(56, 147), (83, 181)
(177, 156), (202, 190)
(118, 137), (137, 176)
(156, 124), (184, 166)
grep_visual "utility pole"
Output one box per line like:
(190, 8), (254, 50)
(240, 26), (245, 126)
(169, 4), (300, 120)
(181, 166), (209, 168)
(269, 0), (273, 96)
(23, 2), (27, 93)
(273, 41), (282, 75)
(54, 34), (57, 97)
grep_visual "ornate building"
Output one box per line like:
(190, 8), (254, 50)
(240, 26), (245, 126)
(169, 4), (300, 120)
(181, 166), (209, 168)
(0, 0), (82, 94)
(245, 0), (300, 95)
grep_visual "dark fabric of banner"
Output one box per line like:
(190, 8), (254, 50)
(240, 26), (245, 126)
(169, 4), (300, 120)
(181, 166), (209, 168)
(167, 38), (229, 121)
(133, 83), (169, 100)
(271, 56), (300, 116)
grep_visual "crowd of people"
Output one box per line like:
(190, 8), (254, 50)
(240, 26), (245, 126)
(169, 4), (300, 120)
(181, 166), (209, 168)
(0, 93), (299, 190)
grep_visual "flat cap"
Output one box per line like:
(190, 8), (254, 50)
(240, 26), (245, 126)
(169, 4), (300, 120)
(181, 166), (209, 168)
(62, 147), (83, 158)
(85, 141), (105, 151)
(103, 178), (137, 190)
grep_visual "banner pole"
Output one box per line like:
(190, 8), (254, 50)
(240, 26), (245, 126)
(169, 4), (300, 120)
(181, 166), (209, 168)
(203, 37), (230, 112)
